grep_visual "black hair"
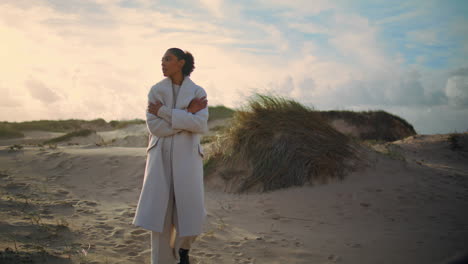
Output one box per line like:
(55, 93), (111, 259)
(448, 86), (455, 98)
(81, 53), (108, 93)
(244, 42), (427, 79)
(167, 48), (195, 76)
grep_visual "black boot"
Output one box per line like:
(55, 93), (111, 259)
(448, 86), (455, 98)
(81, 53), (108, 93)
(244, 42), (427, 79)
(178, 248), (190, 264)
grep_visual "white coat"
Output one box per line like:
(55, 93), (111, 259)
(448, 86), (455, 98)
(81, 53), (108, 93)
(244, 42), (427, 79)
(133, 76), (208, 237)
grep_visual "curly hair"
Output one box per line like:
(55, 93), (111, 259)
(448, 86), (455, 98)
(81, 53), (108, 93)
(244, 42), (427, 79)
(167, 48), (195, 76)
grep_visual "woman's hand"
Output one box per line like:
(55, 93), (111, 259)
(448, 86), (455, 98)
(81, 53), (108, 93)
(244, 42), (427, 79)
(148, 101), (163, 116)
(187, 96), (208, 114)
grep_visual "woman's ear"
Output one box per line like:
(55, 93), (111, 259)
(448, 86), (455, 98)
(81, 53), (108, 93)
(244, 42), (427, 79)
(179, 59), (186, 69)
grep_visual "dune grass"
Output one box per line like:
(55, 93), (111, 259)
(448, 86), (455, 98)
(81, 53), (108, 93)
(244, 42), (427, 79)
(448, 132), (467, 151)
(0, 119), (146, 139)
(0, 119), (105, 132)
(109, 119), (145, 129)
(0, 126), (24, 139)
(208, 105), (235, 121)
(205, 94), (358, 192)
(44, 129), (95, 144)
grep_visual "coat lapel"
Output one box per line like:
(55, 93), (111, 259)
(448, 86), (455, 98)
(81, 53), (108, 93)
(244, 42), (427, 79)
(176, 77), (194, 109)
(160, 78), (173, 106)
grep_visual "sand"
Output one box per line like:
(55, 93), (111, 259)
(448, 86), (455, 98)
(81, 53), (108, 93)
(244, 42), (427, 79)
(1, 132), (467, 263)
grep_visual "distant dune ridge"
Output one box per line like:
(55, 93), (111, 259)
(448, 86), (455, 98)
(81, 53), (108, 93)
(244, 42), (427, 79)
(321, 110), (417, 142)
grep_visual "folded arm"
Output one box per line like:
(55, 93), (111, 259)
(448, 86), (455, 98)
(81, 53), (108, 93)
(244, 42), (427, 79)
(146, 91), (181, 137)
(146, 112), (182, 137)
(172, 90), (209, 134)
(171, 106), (209, 134)
(149, 91), (209, 134)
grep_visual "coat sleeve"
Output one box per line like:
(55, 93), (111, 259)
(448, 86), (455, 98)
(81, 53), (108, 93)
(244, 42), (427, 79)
(156, 105), (173, 124)
(171, 88), (209, 134)
(146, 88), (182, 137)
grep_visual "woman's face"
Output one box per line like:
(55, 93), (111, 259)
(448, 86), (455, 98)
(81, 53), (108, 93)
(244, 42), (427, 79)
(161, 51), (184, 78)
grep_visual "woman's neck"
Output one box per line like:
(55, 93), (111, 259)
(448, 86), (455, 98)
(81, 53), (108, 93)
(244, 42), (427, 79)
(170, 73), (184, 86)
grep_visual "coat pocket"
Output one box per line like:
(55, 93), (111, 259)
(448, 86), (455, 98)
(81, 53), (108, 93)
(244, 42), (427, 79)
(197, 144), (204, 158)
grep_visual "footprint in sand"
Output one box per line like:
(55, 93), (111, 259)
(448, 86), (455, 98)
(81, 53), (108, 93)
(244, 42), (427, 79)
(5, 182), (30, 191)
(76, 208), (96, 214)
(0, 171), (10, 180)
(96, 223), (114, 231)
(119, 209), (135, 218)
(203, 253), (221, 259)
(229, 241), (241, 247)
(114, 244), (127, 249)
(96, 215), (108, 220)
(110, 228), (125, 238)
(116, 187), (132, 192)
(127, 251), (139, 257)
(130, 229), (147, 236)
(76, 200), (99, 207)
(55, 189), (70, 196)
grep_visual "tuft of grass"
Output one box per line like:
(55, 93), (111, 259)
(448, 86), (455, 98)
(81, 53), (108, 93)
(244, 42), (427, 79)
(109, 119), (145, 129)
(448, 133), (463, 151)
(1, 119), (90, 132)
(206, 94), (358, 192)
(0, 118), (144, 140)
(44, 129), (95, 144)
(0, 126), (24, 139)
(8, 144), (24, 151)
(208, 105), (235, 121)
(201, 135), (216, 144)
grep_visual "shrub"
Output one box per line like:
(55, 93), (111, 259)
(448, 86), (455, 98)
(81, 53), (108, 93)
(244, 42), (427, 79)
(44, 129), (95, 144)
(448, 133), (467, 151)
(205, 94), (358, 192)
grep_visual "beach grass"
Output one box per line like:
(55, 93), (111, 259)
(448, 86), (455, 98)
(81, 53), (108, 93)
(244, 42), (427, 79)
(109, 119), (145, 129)
(205, 94), (358, 192)
(0, 126), (24, 139)
(0, 119), (146, 139)
(44, 129), (95, 144)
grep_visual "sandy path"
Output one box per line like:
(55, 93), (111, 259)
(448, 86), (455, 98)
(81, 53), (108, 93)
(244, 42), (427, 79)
(1, 136), (467, 263)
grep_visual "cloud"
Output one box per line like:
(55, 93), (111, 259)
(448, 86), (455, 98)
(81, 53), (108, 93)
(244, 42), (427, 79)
(0, 85), (22, 107)
(26, 79), (61, 104)
(305, 67), (453, 110)
(445, 67), (468, 108)
(256, 0), (335, 15)
(288, 22), (329, 34)
(0, 0), (466, 133)
(199, 0), (224, 18)
(388, 105), (468, 134)
(406, 30), (439, 46)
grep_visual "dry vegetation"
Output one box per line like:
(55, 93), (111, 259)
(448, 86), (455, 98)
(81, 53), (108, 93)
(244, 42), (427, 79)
(43, 129), (96, 144)
(0, 119), (145, 140)
(204, 94), (360, 193)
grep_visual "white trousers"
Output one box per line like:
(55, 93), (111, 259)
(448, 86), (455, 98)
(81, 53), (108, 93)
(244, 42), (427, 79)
(151, 178), (197, 264)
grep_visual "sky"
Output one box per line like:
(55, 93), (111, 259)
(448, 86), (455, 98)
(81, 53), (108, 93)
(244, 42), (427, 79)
(0, 0), (467, 134)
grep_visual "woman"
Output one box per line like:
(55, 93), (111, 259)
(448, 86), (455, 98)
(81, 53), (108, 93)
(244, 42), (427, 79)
(133, 48), (208, 264)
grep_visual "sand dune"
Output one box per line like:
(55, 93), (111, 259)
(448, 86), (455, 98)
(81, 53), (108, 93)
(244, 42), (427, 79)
(1, 132), (467, 263)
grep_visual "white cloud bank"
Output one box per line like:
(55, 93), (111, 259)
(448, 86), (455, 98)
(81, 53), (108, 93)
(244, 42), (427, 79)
(0, 0), (467, 134)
